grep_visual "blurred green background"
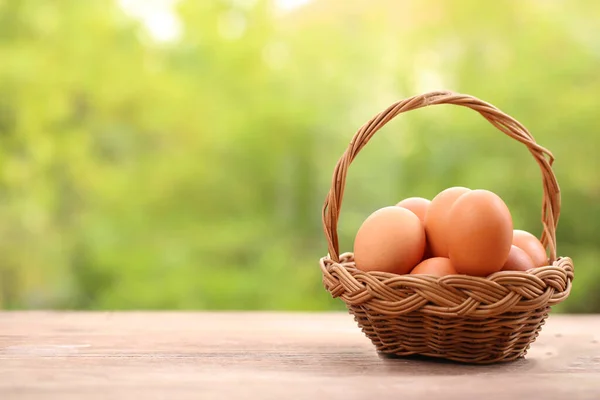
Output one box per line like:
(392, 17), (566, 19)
(0, 0), (597, 312)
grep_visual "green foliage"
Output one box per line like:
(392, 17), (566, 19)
(0, 0), (597, 311)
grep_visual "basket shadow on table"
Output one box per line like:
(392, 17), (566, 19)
(373, 351), (537, 376)
(298, 349), (539, 377)
(248, 346), (540, 377)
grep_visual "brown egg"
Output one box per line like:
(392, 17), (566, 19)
(502, 245), (536, 272)
(396, 197), (430, 223)
(410, 257), (457, 277)
(424, 187), (471, 257)
(447, 189), (513, 276)
(354, 206), (425, 274)
(512, 230), (548, 267)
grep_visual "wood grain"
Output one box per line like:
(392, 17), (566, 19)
(1, 312), (599, 399)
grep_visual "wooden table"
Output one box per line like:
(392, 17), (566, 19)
(1, 312), (599, 399)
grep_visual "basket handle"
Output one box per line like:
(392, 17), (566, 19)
(322, 90), (561, 264)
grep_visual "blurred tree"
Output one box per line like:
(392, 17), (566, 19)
(0, 0), (597, 312)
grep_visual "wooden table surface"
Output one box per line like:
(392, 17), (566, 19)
(1, 312), (599, 399)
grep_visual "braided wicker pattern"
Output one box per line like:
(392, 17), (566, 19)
(320, 91), (574, 364)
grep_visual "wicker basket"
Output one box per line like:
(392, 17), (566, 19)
(319, 90), (574, 364)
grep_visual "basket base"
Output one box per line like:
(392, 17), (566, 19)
(348, 305), (549, 365)
(376, 351), (526, 366)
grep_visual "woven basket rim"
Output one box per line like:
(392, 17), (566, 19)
(320, 252), (573, 318)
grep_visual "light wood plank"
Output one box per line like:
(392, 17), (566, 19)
(1, 312), (599, 399)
